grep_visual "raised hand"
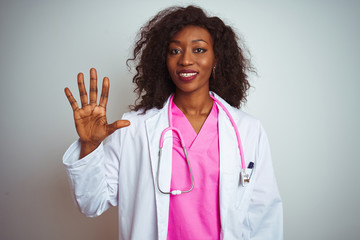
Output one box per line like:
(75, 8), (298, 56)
(65, 68), (130, 158)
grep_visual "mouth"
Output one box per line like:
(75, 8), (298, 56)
(177, 70), (198, 81)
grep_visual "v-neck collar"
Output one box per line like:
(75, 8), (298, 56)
(171, 101), (218, 150)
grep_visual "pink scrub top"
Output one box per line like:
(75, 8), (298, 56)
(167, 100), (221, 240)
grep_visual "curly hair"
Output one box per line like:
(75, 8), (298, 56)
(127, 5), (254, 112)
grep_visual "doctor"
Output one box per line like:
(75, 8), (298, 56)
(63, 5), (283, 240)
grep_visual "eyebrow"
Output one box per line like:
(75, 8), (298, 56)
(169, 39), (208, 44)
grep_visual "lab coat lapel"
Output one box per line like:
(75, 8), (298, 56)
(145, 93), (242, 239)
(213, 93), (242, 236)
(145, 97), (172, 240)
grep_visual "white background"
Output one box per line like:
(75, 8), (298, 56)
(0, 0), (359, 239)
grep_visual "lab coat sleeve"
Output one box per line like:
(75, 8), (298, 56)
(244, 124), (283, 240)
(62, 130), (121, 217)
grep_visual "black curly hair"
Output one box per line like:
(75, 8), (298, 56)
(127, 5), (254, 112)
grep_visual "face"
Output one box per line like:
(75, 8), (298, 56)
(167, 25), (216, 95)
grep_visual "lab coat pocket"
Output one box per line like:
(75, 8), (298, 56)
(221, 170), (250, 210)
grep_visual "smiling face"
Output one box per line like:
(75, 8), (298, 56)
(167, 25), (216, 95)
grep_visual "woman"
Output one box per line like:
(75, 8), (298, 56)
(63, 5), (283, 240)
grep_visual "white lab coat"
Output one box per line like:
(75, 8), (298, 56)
(63, 92), (283, 240)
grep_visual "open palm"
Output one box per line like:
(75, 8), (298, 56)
(65, 68), (130, 154)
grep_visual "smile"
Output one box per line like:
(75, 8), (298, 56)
(177, 70), (198, 81)
(179, 72), (197, 77)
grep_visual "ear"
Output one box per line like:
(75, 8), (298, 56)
(213, 57), (218, 68)
(213, 61), (217, 69)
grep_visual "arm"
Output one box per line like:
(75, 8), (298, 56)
(244, 124), (283, 239)
(63, 129), (122, 217)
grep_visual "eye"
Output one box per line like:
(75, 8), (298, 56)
(169, 49), (181, 55)
(194, 48), (207, 53)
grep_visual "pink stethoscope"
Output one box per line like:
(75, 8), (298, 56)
(157, 94), (252, 195)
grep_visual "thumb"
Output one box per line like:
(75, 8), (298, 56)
(106, 120), (131, 136)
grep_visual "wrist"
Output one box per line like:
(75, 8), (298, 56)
(79, 140), (101, 159)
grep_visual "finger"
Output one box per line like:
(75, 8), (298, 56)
(99, 77), (109, 108)
(106, 120), (130, 136)
(77, 72), (88, 107)
(89, 68), (98, 106)
(64, 87), (79, 111)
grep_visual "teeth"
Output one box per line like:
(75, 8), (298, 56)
(179, 72), (197, 77)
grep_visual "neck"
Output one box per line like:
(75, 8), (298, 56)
(173, 90), (213, 116)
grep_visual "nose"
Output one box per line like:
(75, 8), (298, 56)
(179, 49), (194, 66)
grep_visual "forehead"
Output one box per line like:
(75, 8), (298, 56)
(170, 25), (213, 44)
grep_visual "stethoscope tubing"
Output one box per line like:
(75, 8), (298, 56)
(157, 94), (248, 195)
(209, 95), (246, 170)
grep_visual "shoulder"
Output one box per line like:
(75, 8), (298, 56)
(219, 100), (261, 128)
(110, 108), (160, 140)
(122, 107), (161, 123)
(212, 91), (260, 127)
(232, 107), (259, 123)
(119, 107), (166, 136)
(225, 106), (264, 140)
